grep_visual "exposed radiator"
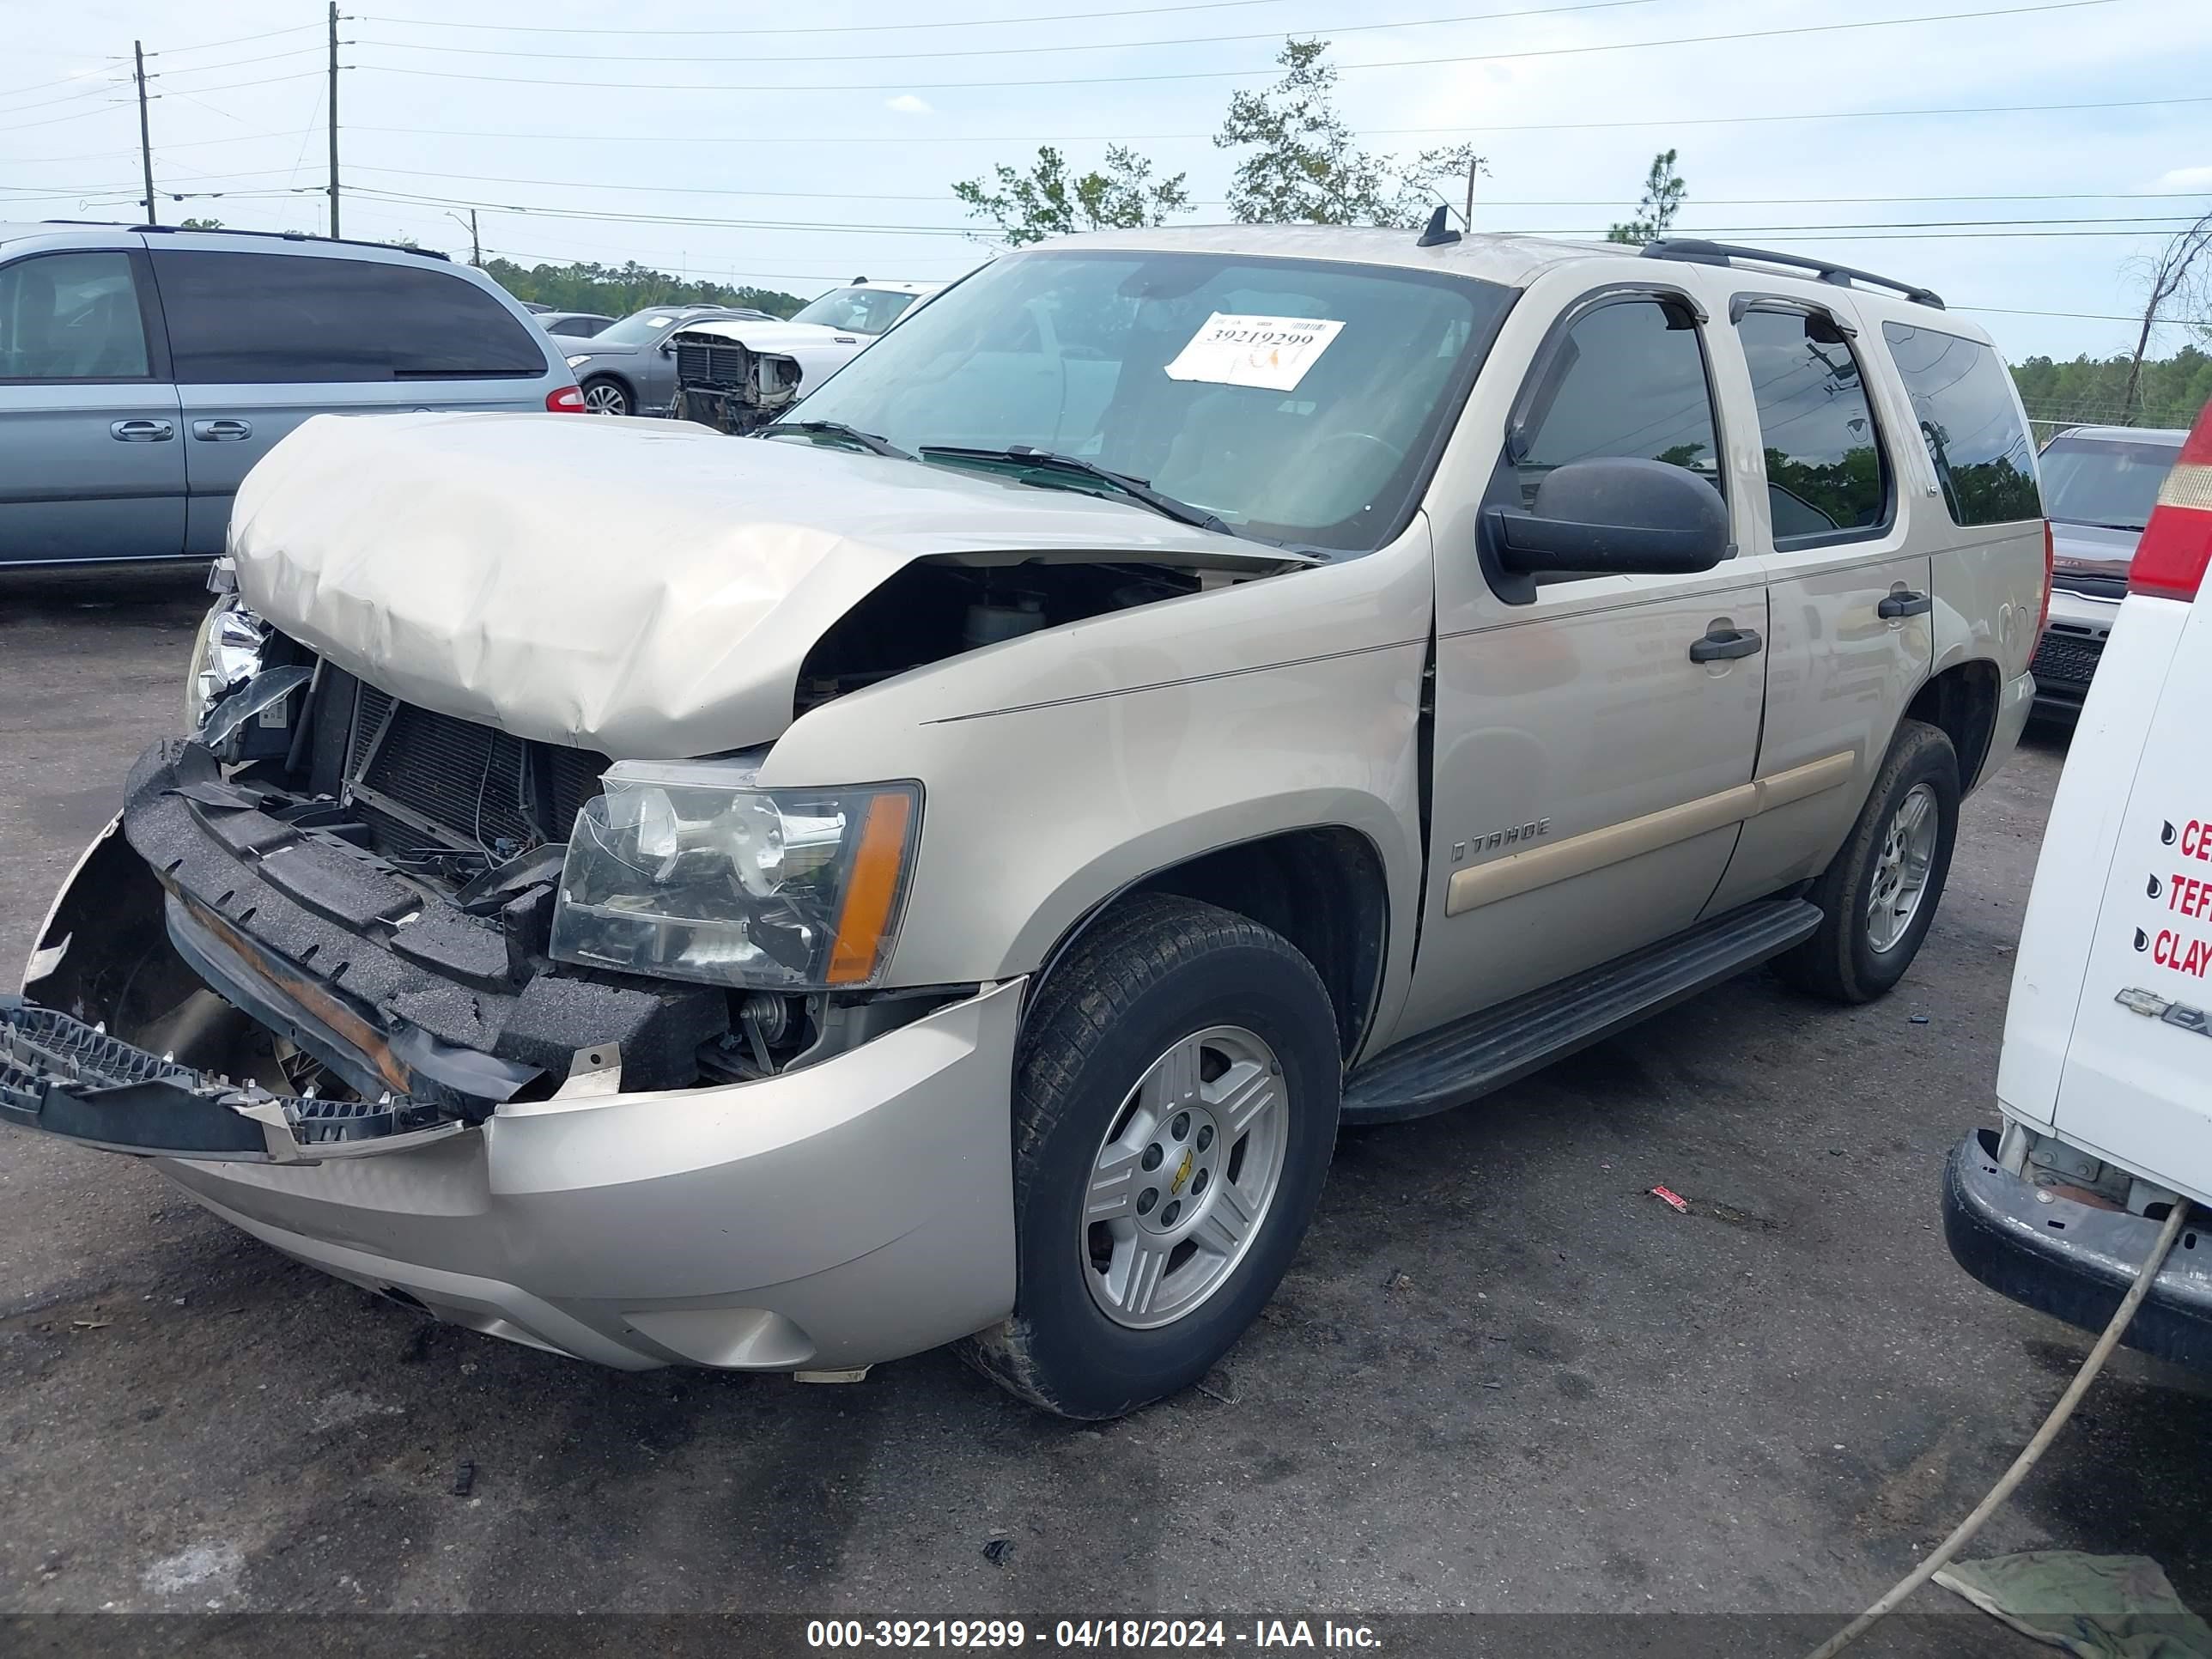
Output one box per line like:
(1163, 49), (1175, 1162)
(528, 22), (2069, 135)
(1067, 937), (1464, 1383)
(344, 684), (607, 854)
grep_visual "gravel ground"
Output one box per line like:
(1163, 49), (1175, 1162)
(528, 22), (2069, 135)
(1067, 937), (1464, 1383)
(4, 566), (2207, 1656)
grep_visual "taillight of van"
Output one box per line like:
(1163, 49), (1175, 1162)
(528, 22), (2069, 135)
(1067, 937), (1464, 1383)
(2129, 402), (2212, 602)
(544, 386), (587, 414)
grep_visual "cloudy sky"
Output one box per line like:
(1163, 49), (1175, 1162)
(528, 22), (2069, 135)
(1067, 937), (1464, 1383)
(5, 0), (2209, 360)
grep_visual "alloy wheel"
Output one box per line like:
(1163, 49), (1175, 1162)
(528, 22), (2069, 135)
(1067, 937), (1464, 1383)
(1081, 1024), (1289, 1331)
(1867, 781), (1940, 952)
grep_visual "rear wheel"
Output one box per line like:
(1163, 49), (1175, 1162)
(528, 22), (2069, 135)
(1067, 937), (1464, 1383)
(1778, 718), (1960, 1003)
(580, 375), (630, 416)
(961, 895), (1340, 1419)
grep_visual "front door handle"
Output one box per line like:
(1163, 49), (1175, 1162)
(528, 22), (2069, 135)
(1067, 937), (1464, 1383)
(110, 418), (174, 442)
(1878, 589), (1933, 620)
(1689, 625), (1764, 663)
(191, 417), (253, 441)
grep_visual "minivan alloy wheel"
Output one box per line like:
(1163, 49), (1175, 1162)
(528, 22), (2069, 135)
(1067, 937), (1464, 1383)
(1084, 1024), (1288, 1330)
(1868, 781), (1940, 952)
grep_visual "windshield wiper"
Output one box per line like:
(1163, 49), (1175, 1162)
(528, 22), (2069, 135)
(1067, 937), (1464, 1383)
(919, 444), (1237, 537)
(761, 420), (915, 460)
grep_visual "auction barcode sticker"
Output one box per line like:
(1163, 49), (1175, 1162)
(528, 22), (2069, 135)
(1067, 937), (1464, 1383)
(1163, 313), (1346, 392)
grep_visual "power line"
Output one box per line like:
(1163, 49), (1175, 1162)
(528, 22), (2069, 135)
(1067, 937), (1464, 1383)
(152, 46), (331, 82)
(154, 21), (330, 58)
(343, 0), (2121, 94)
(362, 0), (1297, 36)
(0, 76), (128, 115)
(356, 0), (1678, 65)
(0, 60), (125, 103)
(337, 181), (2209, 240)
(29, 88), (2200, 155)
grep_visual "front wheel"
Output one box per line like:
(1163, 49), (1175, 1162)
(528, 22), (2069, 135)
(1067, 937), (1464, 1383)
(961, 895), (1340, 1419)
(1777, 718), (1960, 1003)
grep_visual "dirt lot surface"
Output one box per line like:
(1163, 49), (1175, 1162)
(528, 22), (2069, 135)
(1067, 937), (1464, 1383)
(5, 567), (2208, 1655)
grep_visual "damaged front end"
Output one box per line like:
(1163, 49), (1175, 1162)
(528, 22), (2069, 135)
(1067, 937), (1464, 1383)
(668, 330), (803, 434)
(10, 618), (910, 1165)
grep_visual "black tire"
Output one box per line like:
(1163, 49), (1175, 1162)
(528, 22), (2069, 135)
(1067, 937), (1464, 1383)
(1777, 718), (1960, 1003)
(580, 375), (631, 416)
(959, 895), (1340, 1419)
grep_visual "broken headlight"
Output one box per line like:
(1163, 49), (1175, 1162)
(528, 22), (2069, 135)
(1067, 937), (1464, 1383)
(184, 592), (270, 732)
(549, 761), (921, 992)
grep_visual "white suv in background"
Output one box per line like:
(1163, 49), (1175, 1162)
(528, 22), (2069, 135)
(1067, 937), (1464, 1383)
(1947, 399), (2212, 1363)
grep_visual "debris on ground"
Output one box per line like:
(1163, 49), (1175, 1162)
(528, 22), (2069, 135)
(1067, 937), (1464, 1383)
(983, 1537), (1013, 1566)
(451, 1460), (475, 1498)
(1936, 1550), (2212, 1657)
(1382, 1269), (1415, 1294)
(1910, 1014), (1932, 1025)
(71, 1319), (111, 1331)
(1650, 1185), (1691, 1213)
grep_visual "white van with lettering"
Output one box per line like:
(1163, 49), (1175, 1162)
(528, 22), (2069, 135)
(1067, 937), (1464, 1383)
(1946, 398), (2212, 1360)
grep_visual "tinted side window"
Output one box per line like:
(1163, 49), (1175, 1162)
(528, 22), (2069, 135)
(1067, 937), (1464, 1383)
(0, 252), (151, 381)
(1739, 308), (1888, 544)
(1881, 322), (2040, 526)
(153, 251), (547, 383)
(1516, 297), (1723, 509)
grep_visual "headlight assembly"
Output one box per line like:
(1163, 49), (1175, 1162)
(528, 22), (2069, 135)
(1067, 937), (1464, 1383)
(185, 592), (271, 732)
(550, 761), (921, 992)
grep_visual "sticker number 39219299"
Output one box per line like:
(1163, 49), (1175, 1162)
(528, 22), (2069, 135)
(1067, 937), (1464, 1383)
(1163, 313), (1346, 392)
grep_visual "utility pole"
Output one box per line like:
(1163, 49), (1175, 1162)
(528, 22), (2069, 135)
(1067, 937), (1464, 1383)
(133, 42), (156, 227)
(1462, 155), (1479, 233)
(447, 209), (481, 264)
(326, 2), (340, 238)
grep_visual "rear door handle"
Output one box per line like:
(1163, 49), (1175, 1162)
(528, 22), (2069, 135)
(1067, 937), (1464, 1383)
(191, 418), (253, 441)
(1878, 589), (1933, 620)
(1689, 626), (1764, 663)
(110, 418), (174, 442)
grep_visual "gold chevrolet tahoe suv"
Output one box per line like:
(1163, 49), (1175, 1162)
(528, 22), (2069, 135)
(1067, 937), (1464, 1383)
(6, 224), (2047, 1418)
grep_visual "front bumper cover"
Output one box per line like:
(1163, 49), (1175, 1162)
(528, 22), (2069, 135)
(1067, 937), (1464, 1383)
(13, 791), (1025, 1372)
(1943, 1128), (2212, 1369)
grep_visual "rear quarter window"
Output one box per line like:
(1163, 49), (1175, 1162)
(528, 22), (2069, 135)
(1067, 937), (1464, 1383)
(152, 249), (548, 384)
(1881, 321), (2041, 526)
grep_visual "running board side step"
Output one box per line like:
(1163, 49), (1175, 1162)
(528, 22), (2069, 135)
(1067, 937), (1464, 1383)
(1341, 898), (1822, 1125)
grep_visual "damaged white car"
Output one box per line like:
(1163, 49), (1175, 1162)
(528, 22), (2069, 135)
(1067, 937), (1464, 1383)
(5, 226), (2043, 1417)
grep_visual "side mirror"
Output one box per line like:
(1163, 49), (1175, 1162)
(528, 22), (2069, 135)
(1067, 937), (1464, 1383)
(1486, 455), (1729, 581)
(657, 339), (677, 356)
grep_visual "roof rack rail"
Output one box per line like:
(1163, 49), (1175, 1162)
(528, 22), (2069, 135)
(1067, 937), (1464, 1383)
(37, 220), (449, 261)
(1638, 237), (1942, 309)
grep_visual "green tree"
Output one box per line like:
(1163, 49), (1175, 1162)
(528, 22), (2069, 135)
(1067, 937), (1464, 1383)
(952, 144), (1191, 246)
(179, 216), (224, 230)
(1212, 41), (1487, 228)
(1607, 149), (1687, 245)
(476, 257), (805, 319)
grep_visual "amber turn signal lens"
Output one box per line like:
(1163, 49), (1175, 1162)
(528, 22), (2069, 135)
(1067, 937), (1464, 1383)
(827, 791), (915, 985)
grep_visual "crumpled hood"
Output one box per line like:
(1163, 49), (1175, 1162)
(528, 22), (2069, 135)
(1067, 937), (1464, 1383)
(228, 410), (1300, 760)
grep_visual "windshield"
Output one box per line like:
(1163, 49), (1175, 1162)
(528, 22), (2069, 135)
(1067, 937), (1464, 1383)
(791, 286), (919, 334)
(590, 308), (695, 348)
(2039, 434), (2182, 532)
(782, 251), (1512, 551)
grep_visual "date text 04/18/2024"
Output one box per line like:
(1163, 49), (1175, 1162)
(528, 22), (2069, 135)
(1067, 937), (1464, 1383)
(804, 1620), (1383, 1650)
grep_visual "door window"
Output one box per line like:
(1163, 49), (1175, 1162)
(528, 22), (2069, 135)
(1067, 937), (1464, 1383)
(0, 252), (152, 382)
(1881, 322), (2041, 526)
(152, 250), (548, 383)
(1513, 295), (1725, 513)
(1738, 307), (1890, 545)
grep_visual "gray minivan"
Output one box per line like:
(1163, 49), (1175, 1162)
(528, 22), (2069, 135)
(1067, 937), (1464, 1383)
(0, 222), (580, 565)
